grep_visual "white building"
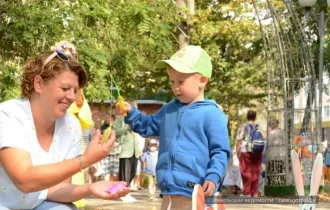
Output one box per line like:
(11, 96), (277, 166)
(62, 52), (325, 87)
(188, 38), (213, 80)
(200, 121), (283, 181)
(294, 74), (330, 142)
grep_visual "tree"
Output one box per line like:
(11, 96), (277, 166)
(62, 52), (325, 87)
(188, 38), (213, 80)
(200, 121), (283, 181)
(66, 0), (180, 100)
(0, 0), (179, 101)
(0, 0), (267, 114)
(190, 1), (267, 113)
(0, 0), (74, 101)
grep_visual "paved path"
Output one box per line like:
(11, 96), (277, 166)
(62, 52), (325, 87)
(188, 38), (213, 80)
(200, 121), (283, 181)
(83, 189), (330, 210)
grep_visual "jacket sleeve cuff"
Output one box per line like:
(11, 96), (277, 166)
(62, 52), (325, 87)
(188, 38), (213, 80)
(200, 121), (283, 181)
(125, 105), (137, 120)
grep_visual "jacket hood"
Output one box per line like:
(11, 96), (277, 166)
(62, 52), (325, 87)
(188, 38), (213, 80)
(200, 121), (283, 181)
(175, 99), (219, 109)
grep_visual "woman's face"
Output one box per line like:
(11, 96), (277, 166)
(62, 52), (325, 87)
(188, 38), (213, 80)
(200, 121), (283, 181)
(36, 70), (79, 120)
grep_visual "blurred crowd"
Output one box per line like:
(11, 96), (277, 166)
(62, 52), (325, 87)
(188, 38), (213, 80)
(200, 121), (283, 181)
(79, 100), (159, 203)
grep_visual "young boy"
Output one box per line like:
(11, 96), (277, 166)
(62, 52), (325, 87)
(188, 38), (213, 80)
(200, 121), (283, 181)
(141, 138), (159, 200)
(116, 45), (230, 210)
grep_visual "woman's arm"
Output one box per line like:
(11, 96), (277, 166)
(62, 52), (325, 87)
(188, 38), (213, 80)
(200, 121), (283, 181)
(47, 179), (129, 202)
(47, 178), (90, 202)
(0, 130), (115, 193)
(235, 124), (245, 156)
(112, 117), (129, 137)
(235, 140), (242, 156)
(0, 147), (84, 193)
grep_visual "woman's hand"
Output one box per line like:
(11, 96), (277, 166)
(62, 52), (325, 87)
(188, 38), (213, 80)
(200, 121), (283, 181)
(115, 101), (132, 116)
(89, 181), (130, 200)
(82, 129), (116, 167)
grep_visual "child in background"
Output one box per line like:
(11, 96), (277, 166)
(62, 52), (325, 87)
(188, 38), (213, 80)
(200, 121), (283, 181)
(141, 138), (159, 200)
(324, 140), (330, 183)
(223, 147), (242, 194)
(116, 45), (231, 210)
(68, 89), (94, 209)
(100, 113), (120, 182)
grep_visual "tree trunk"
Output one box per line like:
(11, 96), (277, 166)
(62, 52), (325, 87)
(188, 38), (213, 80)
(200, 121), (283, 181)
(176, 0), (194, 49)
(187, 0), (195, 15)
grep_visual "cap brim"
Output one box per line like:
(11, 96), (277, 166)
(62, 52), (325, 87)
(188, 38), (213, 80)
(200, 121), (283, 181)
(155, 60), (196, 74)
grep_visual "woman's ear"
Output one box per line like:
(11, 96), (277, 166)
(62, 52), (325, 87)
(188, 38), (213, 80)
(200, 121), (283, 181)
(34, 75), (43, 93)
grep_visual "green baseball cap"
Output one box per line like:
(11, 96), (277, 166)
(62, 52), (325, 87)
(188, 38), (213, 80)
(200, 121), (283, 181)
(155, 45), (213, 78)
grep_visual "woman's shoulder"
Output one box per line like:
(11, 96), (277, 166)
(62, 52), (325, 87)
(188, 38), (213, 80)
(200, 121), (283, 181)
(0, 98), (30, 120)
(0, 98), (27, 111)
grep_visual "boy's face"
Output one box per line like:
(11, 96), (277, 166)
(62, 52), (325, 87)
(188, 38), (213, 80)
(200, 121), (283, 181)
(167, 66), (207, 105)
(148, 144), (158, 152)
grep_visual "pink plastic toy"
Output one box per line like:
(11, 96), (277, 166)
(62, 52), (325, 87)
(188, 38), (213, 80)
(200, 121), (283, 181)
(106, 183), (126, 194)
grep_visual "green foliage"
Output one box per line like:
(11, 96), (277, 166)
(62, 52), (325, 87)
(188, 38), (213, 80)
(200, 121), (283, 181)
(0, 0), (75, 100)
(0, 62), (21, 101)
(0, 0), (267, 113)
(190, 0), (267, 109)
(68, 0), (179, 100)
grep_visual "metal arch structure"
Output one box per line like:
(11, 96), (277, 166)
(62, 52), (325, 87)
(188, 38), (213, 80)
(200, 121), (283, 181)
(252, 0), (320, 195)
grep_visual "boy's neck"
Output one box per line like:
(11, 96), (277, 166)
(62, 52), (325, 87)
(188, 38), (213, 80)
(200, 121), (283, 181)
(185, 92), (205, 106)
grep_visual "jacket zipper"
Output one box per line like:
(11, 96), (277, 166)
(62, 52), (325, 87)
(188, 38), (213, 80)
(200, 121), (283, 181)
(166, 106), (185, 193)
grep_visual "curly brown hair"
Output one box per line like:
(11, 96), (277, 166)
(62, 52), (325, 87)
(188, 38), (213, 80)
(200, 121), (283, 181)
(21, 51), (87, 98)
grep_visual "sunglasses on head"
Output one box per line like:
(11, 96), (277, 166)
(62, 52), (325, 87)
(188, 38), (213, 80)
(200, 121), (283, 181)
(43, 50), (70, 67)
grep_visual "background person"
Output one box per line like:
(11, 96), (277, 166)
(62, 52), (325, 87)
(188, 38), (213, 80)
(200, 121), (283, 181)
(265, 118), (286, 187)
(141, 138), (159, 200)
(100, 113), (121, 182)
(68, 88), (95, 208)
(113, 114), (138, 202)
(235, 110), (264, 197)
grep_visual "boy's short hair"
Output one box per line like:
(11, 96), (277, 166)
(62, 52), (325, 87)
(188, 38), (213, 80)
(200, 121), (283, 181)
(155, 45), (213, 78)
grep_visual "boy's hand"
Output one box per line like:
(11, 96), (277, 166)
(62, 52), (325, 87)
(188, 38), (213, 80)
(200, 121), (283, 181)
(115, 101), (132, 116)
(203, 180), (215, 197)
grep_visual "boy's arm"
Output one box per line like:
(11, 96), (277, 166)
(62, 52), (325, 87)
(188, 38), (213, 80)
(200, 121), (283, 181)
(204, 110), (231, 192)
(140, 152), (146, 162)
(124, 105), (165, 137)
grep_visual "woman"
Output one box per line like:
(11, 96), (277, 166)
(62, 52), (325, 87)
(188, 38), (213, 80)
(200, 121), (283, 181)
(0, 50), (129, 209)
(266, 119), (286, 186)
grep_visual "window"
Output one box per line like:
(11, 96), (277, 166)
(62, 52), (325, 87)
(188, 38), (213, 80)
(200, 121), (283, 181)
(324, 106), (330, 117)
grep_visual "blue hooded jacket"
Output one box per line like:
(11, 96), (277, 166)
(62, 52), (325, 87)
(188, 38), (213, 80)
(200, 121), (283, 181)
(125, 99), (230, 198)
